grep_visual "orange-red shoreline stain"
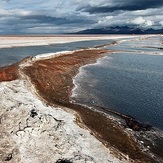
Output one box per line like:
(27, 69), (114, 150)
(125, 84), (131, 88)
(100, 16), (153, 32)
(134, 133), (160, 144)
(0, 64), (19, 82)
(0, 49), (159, 162)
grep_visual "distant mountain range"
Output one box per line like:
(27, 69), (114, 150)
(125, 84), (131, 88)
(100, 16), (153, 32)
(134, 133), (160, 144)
(76, 26), (163, 34)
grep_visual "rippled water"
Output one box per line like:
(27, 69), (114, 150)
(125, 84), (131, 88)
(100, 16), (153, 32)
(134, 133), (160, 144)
(72, 36), (163, 129)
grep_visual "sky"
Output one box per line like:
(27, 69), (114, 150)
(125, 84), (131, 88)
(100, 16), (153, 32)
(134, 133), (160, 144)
(0, 0), (163, 34)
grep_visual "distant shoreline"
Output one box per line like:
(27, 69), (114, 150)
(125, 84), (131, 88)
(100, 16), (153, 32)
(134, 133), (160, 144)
(0, 34), (146, 37)
(0, 35), (133, 49)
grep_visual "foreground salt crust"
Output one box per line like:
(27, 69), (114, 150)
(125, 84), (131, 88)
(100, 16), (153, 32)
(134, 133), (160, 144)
(0, 79), (129, 163)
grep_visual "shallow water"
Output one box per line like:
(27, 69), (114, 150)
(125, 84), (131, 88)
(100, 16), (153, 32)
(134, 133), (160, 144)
(0, 39), (113, 67)
(72, 36), (163, 129)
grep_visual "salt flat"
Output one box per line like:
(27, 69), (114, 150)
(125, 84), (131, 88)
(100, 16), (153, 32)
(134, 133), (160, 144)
(0, 35), (136, 48)
(0, 36), (132, 162)
(1, 35), (159, 163)
(0, 79), (129, 163)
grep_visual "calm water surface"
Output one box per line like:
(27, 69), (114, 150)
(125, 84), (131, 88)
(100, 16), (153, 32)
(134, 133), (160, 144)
(72, 36), (163, 129)
(1, 36), (163, 129)
(0, 39), (113, 67)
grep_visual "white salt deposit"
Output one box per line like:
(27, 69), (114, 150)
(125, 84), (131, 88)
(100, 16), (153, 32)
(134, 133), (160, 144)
(0, 35), (137, 48)
(1, 35), (152, 162)
(0, 79), (130, 163)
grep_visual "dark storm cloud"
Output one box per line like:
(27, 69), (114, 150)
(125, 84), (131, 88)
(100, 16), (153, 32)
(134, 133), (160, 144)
(0, 0), (162, 33)
(79, 0), (163, 14)
(0, 11), (95, 34)
(20, 15), (91, 25)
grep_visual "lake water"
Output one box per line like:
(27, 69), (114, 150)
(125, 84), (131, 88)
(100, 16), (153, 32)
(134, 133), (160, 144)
(0, 39), (113, 67)
(71, 36), (163, 129)
(0, 36), (163, 130)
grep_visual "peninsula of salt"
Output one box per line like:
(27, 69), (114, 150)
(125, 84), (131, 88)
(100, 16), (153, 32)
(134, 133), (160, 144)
(0, 35), (160, 163)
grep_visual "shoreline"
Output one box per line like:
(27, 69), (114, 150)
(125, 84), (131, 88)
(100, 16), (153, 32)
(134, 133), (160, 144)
(1, 79), (126, 163)
(20, 49), (158, 162)
(0, 45), (162, 162)
(0, 48), (130, 163)
(0, 35), (136, 49)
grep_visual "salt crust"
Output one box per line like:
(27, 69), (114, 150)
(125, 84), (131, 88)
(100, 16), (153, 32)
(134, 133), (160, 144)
(0, 80), (130, 163)
(0, 35), (137, 48)
(0, 35), (145, 162)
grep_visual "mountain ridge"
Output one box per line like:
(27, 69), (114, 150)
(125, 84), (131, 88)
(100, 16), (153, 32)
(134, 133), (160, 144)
(75, 26), (163, 34)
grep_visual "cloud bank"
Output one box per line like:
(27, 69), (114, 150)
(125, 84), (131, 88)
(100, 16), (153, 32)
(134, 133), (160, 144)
(0, 0), (162, 34)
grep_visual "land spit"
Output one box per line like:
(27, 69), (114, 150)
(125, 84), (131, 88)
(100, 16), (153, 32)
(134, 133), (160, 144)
(0, 48), (161, 162)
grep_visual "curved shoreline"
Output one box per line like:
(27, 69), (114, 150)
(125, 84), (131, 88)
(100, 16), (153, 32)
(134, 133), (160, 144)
(20, 49), (158, 162)
(0, 48), (161, 162)
(0, 49), (128, 163)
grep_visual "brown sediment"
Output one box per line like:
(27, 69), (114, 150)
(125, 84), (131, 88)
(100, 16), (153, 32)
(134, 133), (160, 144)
(0, 49), (159, 162)
(20, 49), (158, 163)
(0, 63), (19, 82)
(22, 49), (109, 104)
(94, 105), (152, 131)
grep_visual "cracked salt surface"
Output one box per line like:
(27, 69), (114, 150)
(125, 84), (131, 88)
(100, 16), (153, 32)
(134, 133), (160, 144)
(0, 80), (129, 163)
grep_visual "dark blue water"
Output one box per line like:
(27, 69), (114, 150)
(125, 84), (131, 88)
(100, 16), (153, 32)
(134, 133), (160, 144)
(0, 39), (113, 67)
(1, 36), (163, 129)
(72, 36), (163, 129)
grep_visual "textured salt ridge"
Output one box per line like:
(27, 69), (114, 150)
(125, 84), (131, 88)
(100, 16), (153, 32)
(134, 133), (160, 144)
(0, 79), (130, 163)
(0, 45), (130, 162)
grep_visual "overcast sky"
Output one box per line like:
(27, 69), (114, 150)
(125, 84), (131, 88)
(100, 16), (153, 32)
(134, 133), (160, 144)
(0, 0), (163, 34)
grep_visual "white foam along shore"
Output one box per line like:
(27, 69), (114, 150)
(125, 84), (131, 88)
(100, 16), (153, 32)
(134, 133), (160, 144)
(0, 79), (130, 163)
(0, 35), (138, 48)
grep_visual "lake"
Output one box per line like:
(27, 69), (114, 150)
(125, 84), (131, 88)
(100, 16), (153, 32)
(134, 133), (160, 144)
(1, 36), (163, 129)
(71, 36), (163, 129)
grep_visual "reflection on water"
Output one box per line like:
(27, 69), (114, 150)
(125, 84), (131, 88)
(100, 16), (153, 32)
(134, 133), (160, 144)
(72, 36), (163, 129)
